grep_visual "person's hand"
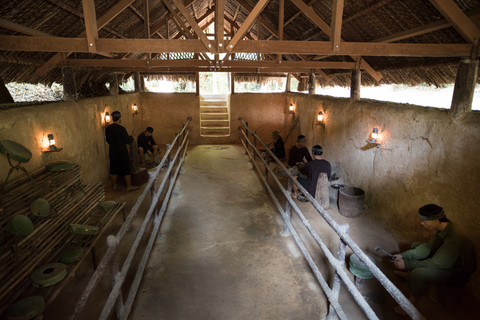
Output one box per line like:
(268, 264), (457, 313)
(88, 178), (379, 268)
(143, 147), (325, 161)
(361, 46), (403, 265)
(393, 255), (405, 269)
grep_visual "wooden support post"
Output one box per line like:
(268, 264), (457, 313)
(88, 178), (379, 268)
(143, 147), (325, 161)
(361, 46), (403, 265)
(309, 72), (316, 95)
(450, 59), (478, 118)
(350, 69), (361, 101)
(109, 72), (118, 96)
(62, 66), (77, 102)
(231, 72), (235, 94)
(195, 72), (200, 96)
(285, 73), (291, 92)
(0, 77), (14, 103)
(134, 72), (142, 92)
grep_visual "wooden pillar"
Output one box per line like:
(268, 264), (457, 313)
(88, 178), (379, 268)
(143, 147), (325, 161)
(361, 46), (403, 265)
(285, 73), (291, 92)
(350, 69), (361, 101)
(62, 66), (77, 102)
(450, 59), (478, 118)
(195, 72), (200, 96)
(309, 72), (316, 95)
(134, 72), (142, 92)
(0, 77), (14, 103)
(231, 72), (235, 94)
(109, 72), (118, 96)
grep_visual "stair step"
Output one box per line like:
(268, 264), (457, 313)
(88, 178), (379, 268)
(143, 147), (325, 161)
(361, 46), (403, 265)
(201, 107), (228, 113)
(200, 100), (227, 106)
(201, 120), (229, 127)
(201, 114), (229, 120)
(201, 128), (230, 136)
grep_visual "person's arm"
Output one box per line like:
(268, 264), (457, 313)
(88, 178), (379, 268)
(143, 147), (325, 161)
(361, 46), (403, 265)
(148, 135), (157, 146)
(403, 237), (461, 270)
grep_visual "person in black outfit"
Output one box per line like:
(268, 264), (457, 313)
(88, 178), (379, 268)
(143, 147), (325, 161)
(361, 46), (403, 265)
(105, 111), (138, 191)
(267, 130), (285, 159)
(137, 127), (160, 166)
(288, 135), (312, 167)
(294, 145), (331, 201)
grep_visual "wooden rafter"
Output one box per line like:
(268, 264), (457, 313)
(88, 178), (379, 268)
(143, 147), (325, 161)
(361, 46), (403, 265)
(235, 0), (278, 38)
(331, 0), (344, 52)
(169, 0), (214, 52)
(373, 8), (480, 43)
(290, 0), (383, 81)
(342, 0), (394, 24)
(216, 0), (225, 52)
(0, 19), (53, 38)
(278, 0), (284, 61)
(35, 0), (135, 77)
(81, 0), (99, 53)
(227, 0), (271, 51)
(428, 0), (480, 44)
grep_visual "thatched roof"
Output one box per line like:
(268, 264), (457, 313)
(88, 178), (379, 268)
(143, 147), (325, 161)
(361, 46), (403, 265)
(0, 0), (479, 89)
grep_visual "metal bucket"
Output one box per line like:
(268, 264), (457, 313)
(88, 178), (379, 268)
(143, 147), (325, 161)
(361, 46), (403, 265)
(338, 187), (365, 218)
(329, 184), (346, 209)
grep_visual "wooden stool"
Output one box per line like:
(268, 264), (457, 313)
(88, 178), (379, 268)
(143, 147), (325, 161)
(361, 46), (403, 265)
(0, 140), (35, 190)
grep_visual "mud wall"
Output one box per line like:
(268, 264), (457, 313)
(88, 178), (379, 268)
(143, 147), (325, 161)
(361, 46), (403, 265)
(0, 93), (140, 185)
(288, 92), (480, 298)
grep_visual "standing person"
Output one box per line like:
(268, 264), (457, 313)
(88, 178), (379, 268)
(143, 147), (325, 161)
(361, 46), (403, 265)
(137, 127), (160, 166)
(266, 130), (285, 159)
(293, 145), (331, 201)
(105, 111), (138, 191)
(392, 204), (477, 315)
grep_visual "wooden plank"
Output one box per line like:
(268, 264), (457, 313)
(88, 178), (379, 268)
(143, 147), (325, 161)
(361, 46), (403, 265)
(429, 0), (480, 43)
(66, 59), (210, 68)
(343, 0), (394, 24)
(226, 0), (271, 51)
(331, 0), (344, 52)
(169, 0), (214, 52)
(81, 0), (99, 53)
(235, 0), (278, 38)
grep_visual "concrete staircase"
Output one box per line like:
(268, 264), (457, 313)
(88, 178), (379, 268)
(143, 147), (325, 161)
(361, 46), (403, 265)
(200, 94), (230, 137)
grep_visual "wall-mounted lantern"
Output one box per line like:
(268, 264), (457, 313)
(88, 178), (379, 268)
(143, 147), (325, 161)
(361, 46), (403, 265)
(316, 111), (325, 127)
(48, 134), (57, 150)
(132, 103), (138, 115)
(366, 128), (381, 146)
(288, 103), (295, 115)
(104, 111), (111, 127)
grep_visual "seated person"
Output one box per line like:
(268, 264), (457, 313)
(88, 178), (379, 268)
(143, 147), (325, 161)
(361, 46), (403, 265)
(392, 204), (477, 315)
(266, 130), (285, 160)
(137, 127), (160, 166)
(293, 145), (331, 201)
(276, 135), (312, 177)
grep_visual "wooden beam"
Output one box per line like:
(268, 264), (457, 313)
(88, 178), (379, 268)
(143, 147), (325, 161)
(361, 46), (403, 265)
(450, 58), (478, 117)
(81, 0), (99, 53)
(35, 0), (135, 76)
(169, 0), (214, 52)
(290, 0), (382, 81)
(331, 0), (344, 52)
(1, 36), (472, 57)
(284, 0), (317, 28)
(350, 69), (361, 100)
(144, 0), (151, 61)
(216, 0), (225, 52)
(62, 66), (77, 101)
(428, 0), (480, 43)
(235, 0), (278, 38)
(227, 0), (271, 50)
(278, 0), (284, 62)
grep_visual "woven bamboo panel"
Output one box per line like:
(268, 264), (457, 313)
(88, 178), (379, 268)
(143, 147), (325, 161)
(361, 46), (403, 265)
(0, 165), (125, 316)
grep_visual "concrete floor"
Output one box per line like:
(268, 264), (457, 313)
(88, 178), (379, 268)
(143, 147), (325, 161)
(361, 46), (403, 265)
(45, 144), (479, 320)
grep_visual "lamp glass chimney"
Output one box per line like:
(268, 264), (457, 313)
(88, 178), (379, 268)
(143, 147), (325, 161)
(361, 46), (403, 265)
(372, 128), (379, 141)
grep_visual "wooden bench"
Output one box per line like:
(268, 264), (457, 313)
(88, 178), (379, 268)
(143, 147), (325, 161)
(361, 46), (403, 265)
(0, 164), (125, 318)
